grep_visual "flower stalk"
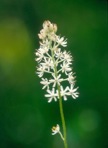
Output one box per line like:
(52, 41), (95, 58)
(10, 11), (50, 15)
(35, 20), (79, 148)
(58, 86), (68, 148)
(51, 46), (68, 148)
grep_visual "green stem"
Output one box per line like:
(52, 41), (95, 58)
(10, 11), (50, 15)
(51, 47), (68, 148)
(58, 86), (68, 148)
(57, 85), (68, 148)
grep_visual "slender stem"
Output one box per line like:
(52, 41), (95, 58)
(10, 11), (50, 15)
(51, 47), (68, 148)
(57, 85), (68, 148)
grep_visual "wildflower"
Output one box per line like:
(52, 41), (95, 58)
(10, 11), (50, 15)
(56, 36), (67, 47)
(41, 57), (53, 71)
(49, 74), (63, 87)
(52, 124), (64, 140)
(60, 61), (72, 75)
(67, 72), (75, 84)
(62, 51), (72, 63)
(59, 86), (69, 101)
(36, 65), (46, 77)
(52, 124), (60, 135)
(35, 20), (79, 102)
(68, 84), (79, 99)
(45, 88), (57, 102)
(55, 48), (63, 59)
(40, 78), (50, 89)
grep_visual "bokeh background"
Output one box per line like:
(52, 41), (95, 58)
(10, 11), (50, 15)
(0, 0), (108, 148)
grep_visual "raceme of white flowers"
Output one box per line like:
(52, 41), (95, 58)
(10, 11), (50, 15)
(35, 20), (79, 103)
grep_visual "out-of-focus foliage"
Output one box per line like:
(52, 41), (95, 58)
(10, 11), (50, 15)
(0, 0), (108, 148)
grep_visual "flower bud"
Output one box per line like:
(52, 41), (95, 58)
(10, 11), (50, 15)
(53, 24), (57, 33)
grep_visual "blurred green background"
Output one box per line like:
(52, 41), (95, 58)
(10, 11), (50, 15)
(0, 0), (108, 148)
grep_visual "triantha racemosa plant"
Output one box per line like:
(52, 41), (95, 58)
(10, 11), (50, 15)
(35, 20), (79, 148)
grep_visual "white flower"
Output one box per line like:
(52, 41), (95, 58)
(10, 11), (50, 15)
(40, 78), (50, 89)
(35, 50), (44, 62)
(60, 86), (69, 101)
(55, 48), (63, 59)
(49, 74), (63, 87)
(60, 61), (72, 75)
(62, 51), (72, 63)
(40, 39), (50, 49)
(41, 57), (53, 71)
(37, 65), (46, 77)
(52, 124), (64, 140)
(67, 72), (75, 84)
(45, 88), (57, 102)
(68, 84), (79, 99)
(52, 124), (60, 135)
(56, 36), (67, 47)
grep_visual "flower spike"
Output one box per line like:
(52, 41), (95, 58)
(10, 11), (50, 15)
(35, 20), (79, 102)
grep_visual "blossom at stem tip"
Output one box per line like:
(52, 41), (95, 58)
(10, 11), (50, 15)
(35, 20), (79, 103)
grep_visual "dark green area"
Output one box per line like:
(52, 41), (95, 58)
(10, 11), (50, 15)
(0, 0), (108, 147)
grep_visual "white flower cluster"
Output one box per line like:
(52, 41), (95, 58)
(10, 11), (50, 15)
(35, 20), (79, 102)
